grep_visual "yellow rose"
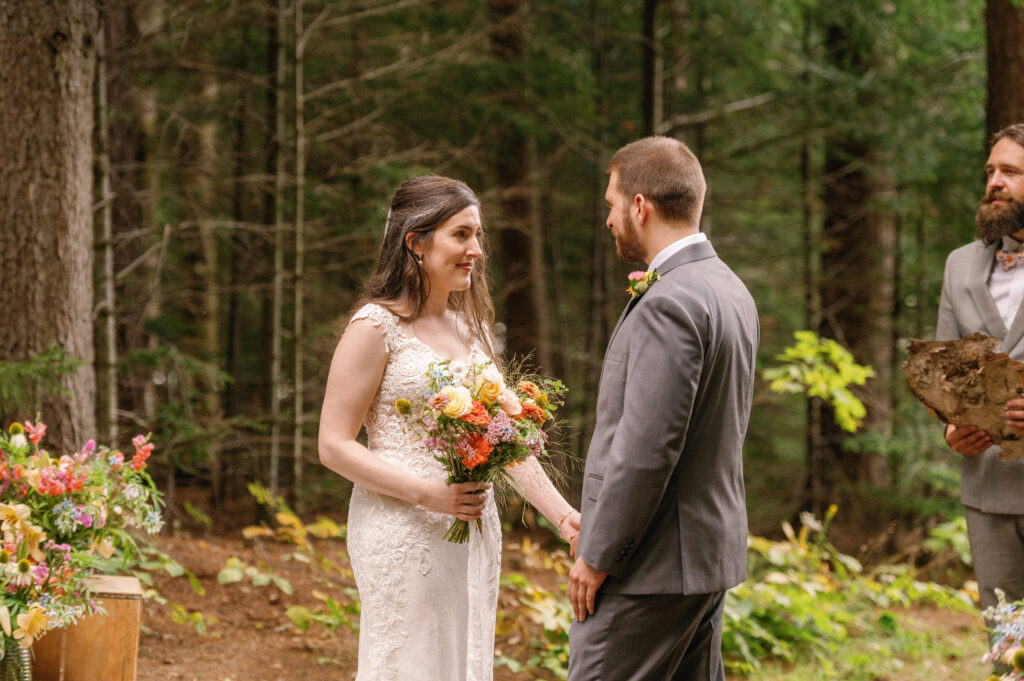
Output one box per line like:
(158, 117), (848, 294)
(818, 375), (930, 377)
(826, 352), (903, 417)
(475, 376), (505, 403)
(441, 386), (473, 418)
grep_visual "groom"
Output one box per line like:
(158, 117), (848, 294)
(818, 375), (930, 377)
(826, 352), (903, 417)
(568, 136), (759, 681)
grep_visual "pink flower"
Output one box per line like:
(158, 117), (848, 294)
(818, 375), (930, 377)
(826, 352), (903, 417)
(77, 439), (96, 463)
(428, 393), (451, 410)
(498, 389), (522, 416)
(24, 421), (46, 445)
(627, 270), (646, 281)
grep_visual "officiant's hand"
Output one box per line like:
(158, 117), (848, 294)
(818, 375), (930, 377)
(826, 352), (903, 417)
(568, 557), (607, 622)
(945, 424), (992, 456)
(1006, 398), (1024, 432)
(420, 481), (490, 521)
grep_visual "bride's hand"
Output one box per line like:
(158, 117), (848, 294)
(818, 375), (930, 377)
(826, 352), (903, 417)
(559, 510), (581, 556)
(420, 481), (490, 521)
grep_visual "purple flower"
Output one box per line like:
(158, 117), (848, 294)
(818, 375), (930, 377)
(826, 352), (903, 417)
(485, 413), (518, 445)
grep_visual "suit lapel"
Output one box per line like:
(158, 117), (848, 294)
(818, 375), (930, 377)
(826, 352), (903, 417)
(606, 296), (639, 349)
(966, 240), (1008, 339)
(604, 241), (718, 350)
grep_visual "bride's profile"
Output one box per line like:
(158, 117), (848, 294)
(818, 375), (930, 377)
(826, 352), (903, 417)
(318, 175), (580, 681)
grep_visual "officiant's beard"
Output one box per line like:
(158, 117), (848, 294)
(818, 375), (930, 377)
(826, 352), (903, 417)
(976, 194), (1024, 243)
(614, 207), (646, 263)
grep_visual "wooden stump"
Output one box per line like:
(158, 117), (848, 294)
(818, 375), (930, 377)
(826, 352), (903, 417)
(33, 575), (143, 681)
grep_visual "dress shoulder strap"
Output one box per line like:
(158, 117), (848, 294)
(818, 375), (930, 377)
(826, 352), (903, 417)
(349, 303), (402, 353)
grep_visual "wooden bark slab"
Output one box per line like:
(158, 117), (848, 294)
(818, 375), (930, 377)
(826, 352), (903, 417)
(903, 333), (1024, 459)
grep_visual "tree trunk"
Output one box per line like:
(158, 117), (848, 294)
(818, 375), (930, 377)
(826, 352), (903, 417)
(294, 0), (306, 510)
(641, 0), (661, 136)
(137, 86), (163, 427)
(488, 0), (549, 369)
(269, 0), (288, 497)
(0, 0), (98, 450)
(95, 20), (118, 441)
(812, 21), (894, 509)
(986, 0), (1024, 139)
(190, 72), (224, 509)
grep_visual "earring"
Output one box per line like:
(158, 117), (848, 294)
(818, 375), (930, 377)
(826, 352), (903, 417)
(416, 256), (423, 265)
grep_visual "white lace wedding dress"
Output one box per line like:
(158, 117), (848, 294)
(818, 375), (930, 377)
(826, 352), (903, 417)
(345, 303), (519, 681)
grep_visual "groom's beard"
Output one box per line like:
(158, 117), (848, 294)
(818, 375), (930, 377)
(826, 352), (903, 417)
(976, 192), (1024, 243)
(614, 207), (646, 263)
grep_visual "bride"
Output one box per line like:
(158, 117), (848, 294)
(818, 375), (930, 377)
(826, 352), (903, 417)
(318, 175), (581, 681)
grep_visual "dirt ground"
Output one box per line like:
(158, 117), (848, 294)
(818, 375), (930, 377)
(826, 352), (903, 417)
(135, 529), (563, 681)
(123, 528), (986, 681)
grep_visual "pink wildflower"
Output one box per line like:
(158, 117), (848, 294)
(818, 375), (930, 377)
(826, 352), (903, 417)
(24, 421), (46, 445)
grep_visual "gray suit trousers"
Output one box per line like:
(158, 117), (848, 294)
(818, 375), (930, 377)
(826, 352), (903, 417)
(567, 591), (726, 681)
(965, 505), (1024, 612)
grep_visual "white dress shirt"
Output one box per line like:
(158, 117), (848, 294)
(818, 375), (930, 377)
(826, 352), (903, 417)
(648, 232), (708, 273)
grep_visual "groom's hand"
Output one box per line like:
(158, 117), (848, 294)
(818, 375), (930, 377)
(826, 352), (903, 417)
(568, 557), (607, 622)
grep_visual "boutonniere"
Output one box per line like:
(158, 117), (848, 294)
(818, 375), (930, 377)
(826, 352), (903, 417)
(626, 269), (660, 298)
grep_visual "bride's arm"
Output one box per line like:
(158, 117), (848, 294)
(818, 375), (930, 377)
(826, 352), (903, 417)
(507, 456), (580, 544)
(318, 318), (487, 521)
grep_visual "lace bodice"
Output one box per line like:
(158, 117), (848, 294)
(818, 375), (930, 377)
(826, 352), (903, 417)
(352, 302), (485, 480)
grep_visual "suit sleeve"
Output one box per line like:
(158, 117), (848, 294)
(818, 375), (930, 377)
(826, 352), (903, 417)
(935, 252), (960, 342)
(579, 294), (703, 576)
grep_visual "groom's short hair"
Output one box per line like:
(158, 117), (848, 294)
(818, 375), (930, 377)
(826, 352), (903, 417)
(608, 136), (706, 225)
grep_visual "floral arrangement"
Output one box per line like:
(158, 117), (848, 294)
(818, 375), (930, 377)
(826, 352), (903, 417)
(984, 590), (1024, 681)
(395, 360), (566, 543)
(0, 419), (164, 653)
(626, 269), (660, 298)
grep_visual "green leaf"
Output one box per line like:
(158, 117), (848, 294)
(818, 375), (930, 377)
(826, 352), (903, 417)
(217, 557), (246, 585)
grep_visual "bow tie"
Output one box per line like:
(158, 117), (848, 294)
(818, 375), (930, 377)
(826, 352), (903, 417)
(996, 249), (1024, 271)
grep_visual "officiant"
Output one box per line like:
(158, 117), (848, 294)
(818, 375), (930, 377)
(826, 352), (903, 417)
(938, 122), (1024, 615)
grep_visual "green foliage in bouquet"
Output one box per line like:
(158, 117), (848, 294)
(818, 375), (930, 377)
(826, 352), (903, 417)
(0, 419), (164, 650)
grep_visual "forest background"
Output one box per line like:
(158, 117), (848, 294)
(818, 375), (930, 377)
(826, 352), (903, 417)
(6, 1), (1024, 675)
(3, 1), (1024, 675)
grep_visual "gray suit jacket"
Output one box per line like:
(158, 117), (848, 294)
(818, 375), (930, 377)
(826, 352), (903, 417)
(937, 239), (1024, 514)
(578, 240), (759, 595)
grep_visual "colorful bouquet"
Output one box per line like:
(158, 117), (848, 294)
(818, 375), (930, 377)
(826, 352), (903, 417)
(0, 420), (164, 653)
(395, 360), (566, 543)
(984, 590), (1024, 680)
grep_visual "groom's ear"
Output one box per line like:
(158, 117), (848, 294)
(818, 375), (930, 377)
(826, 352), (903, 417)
(634, 193), (651, 225)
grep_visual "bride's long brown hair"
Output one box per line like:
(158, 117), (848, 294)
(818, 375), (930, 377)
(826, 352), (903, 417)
(352, 175), (497, 358)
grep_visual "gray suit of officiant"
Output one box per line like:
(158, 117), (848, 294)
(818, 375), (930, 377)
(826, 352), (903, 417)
(937, 239), (1024, 611)
(570, 240), (758, 681)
